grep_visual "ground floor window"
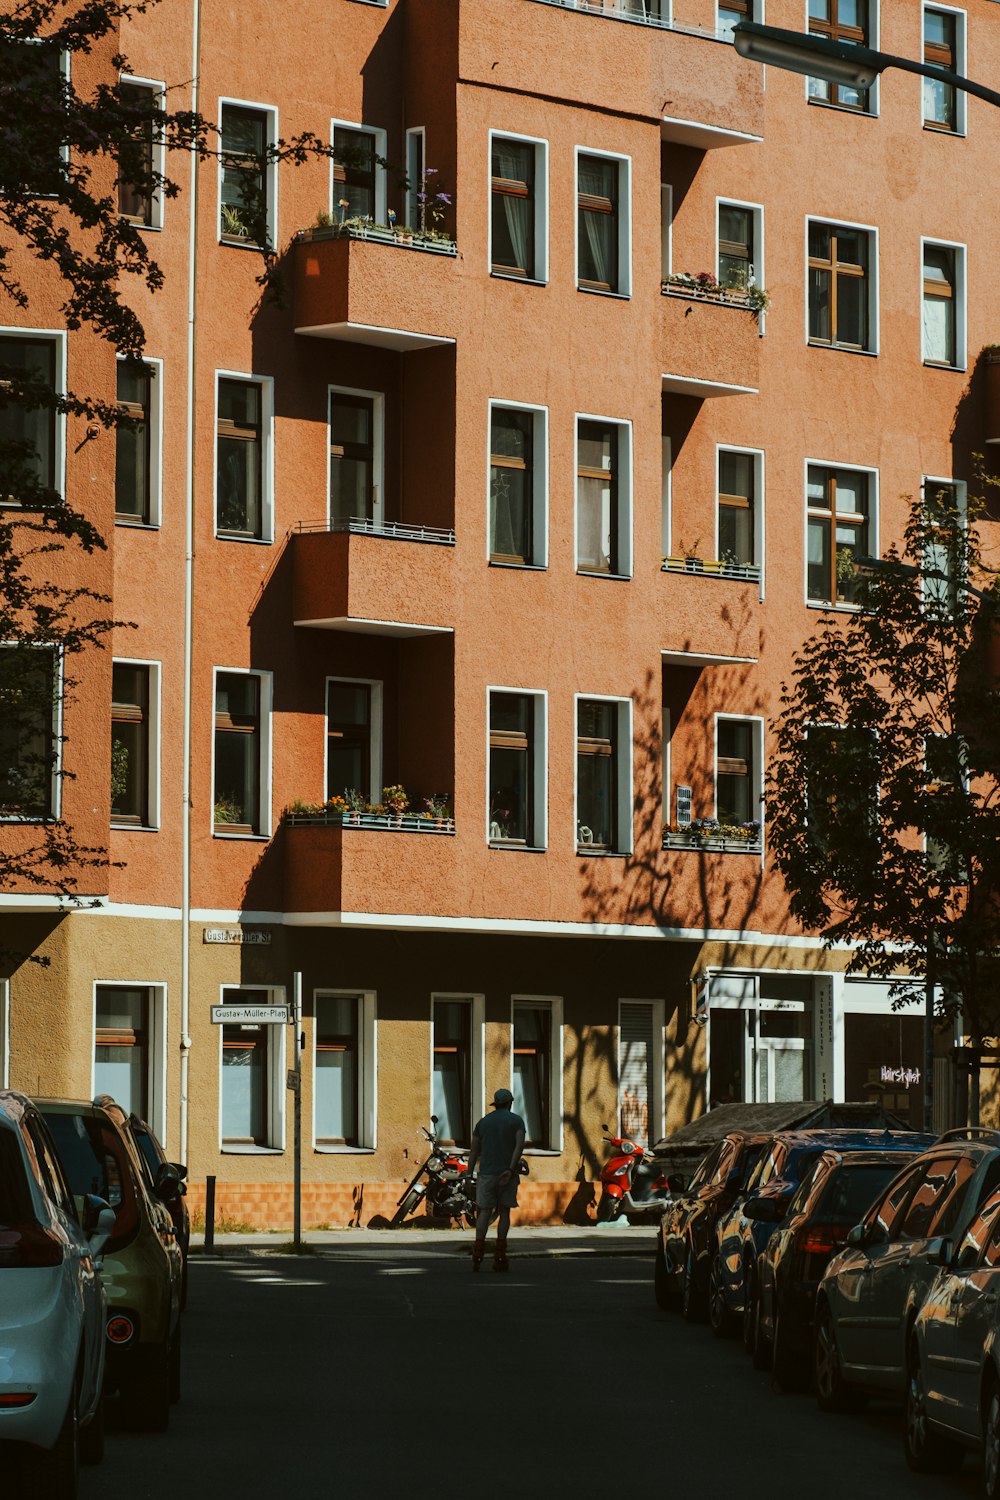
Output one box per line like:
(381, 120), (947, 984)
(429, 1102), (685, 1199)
(708, 974), (815, 1107)
(512, 998), (562, 1149)
(315, 993), (359, 1146)
(94, 985), (150, 1116)
(618, 1001), (663, 1146)
(843, 991), (925, 1130)
(220, 987), (284, 1149)
(432, 999), (472, 1146)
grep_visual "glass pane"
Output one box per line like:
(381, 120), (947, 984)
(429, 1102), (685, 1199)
(578, 748), (614, 846)
(839, 0), (861, 29)
(489, 747), (528, 841)
(807, 517), (831, 601)
(315, 1051), (354, 1140)
(95, 1046), (144, 1115)
(490, 693), (530, 735)
(335, 128), (376, 219)
(718, 205), (751, 250)
(111, 720), (144, 819)
(96, 987), (146, 1031)
(0, 647), (54, 815)
(490, 464), (530, 560)
(328, 684), (370, 725)
(0, 337), (56, 493)
(836, 274), (865, 345)
(835, 470), (866, 517)
(330, 398), (372, 447)
(577, 475), (613, 572)
(327, 743), (365, 800)
(808, 222), (831, 259)
(432, 1055), (466, 1143)
(771, 1046), (806, 1103)
(843, 1010), (925, 1129)
(719, 451), (752, 500)
(709, 1007), (745, 1106)
(222, 1041), (265, 1141)
(222, 107), (264, 157)
(492, 408), (532, 461)
(214, 731), (257, 827)
(216, 674), (257, 719)
(330, 456), (373, 522)
(217, 441), (260, 533)
(513, 1055), (546, 1144)
(808, 268), (831, 341)
(219, 380), (260, 426)
(923, 294), (954, 364)
(760, 1009), (812, 1040)
(115, 420), (148, 518)
(719, 504), (753, 566)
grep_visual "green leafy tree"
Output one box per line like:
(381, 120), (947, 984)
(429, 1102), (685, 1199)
(767, 487), (1000, 1122)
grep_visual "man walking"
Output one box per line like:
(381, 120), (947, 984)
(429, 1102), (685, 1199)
(466, 1087), (525, 1272)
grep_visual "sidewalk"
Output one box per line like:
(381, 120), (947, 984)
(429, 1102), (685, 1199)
(189, 1222), (656, 1258)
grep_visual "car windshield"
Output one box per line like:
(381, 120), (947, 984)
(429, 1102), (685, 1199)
(131, 1126), (160, 1186)
(734, 1142), (766, 1189)
(818, 1162), (910, 1224)
(688, 1142), (724, 1191)
(0, 1127), (34, 1227)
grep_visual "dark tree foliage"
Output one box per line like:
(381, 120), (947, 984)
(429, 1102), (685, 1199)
(767, 487), (1000, 1068)
(0, 0), (376, 929)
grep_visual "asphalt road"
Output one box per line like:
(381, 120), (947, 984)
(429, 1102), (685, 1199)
(80, 1239), (984, 1500)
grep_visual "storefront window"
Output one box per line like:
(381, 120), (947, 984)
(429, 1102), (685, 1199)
(844, 1010), (924, 1129)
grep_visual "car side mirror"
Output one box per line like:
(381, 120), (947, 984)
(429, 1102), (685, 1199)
(927, 1236), (953, 1266)
(667, 1174), (686, 1194)
(154, 1161), (183, 1204)
(846, 1222), (869, 1249)
(743, 1195), (784, 1223)
(170, 1161), (188, 1181)
(84, 1196), (116, 1258)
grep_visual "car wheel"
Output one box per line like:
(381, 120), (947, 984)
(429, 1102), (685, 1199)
(904, 1341), (962, 1474)
(681, 1245), (704, 1323)
(654, 1237), (676, 1312)
(121, 1343), (170, 1433)
(983, 1378), (1000, 1499)
(34, 1381), (79, 1499)
(79, 1390), (105, 1465)
(751, 1282), (772, 1372)
(709, 1253), (735, 1338)
(814, 1301), (863, 1414)
(169, 1325), (181, 1405)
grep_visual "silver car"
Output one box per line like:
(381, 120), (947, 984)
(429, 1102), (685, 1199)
(907, 1187), (1000, 1487)
(814, 1131), (1000, 1413)
(0, 1090), (114, 1498)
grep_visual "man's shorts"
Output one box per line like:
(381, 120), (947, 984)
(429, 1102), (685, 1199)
(476, 1172), (519, 1211)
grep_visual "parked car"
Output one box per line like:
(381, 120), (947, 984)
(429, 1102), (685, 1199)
(0, 1090), (115, 1497)
(907, 1186), (1000, 1481)
(94, 1098), (190, 1309)
(714, 1127), (934, 1351)
(754, 1146), (928, 1387)
(36, 1096), (184, 1432)
(814, 1128), (1000, 1416)
(654, 1130), (769, 1323)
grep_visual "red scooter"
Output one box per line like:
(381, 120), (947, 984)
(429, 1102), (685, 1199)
(597, 1126), (674, 1225)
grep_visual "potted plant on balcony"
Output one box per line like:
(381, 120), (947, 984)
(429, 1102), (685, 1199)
(343, 787), (366, 826)
(382, 784), (409, 826)
(423, 793), (451, 829)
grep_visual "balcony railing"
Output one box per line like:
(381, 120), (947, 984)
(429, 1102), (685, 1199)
(529, 0), (724, 39)
(297, 518), (456, 546)
(664, 824), (762, 854)
(662, 556), (761, 584)
(296, 222), (457, 257)
(287, 809), (456, 835)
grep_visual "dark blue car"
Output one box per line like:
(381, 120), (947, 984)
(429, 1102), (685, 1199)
(711, 1128), (935, 1343)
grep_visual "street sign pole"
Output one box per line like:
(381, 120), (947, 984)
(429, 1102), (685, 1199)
(292, 971), (303, 1251)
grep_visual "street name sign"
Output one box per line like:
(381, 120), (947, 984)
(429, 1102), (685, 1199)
(210, 1004), (290, 1025)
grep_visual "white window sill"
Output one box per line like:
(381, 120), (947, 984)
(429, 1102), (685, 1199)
(314, 1145), (376, 1155)
(220, 1144), (284, 1155)
(115, 518), (161, 530)
(213, 831), (271, 841)
(577, 570), (632, 582)
(807, 98), (879, 120)
(490, 271), (547, 287)
(923, 360), (966, 374)
(215, 532), (273, 545)
(111, 822), (159, 833)
(807, 341), (878, 358)
(489, 559), (547, 572)
(577, 285), (631, 301)
(488, 842), (547, 853)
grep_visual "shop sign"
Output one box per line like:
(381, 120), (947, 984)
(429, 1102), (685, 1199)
(881, 1064), (921, 1088)
(203, 927), (272, 945)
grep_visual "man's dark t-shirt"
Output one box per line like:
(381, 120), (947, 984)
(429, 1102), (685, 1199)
(473, 1109), (525, 1175)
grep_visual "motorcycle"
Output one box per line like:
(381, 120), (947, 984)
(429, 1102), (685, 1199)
(390, 1115), (477, 1228)
(597, 1125), (674, 1225)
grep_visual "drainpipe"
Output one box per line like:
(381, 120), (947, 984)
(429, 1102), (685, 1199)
(180, 0), (202, 1166)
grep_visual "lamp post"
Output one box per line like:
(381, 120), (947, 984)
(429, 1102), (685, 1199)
(733, 20), (1000, 113)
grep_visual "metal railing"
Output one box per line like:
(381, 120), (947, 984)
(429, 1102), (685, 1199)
(296, 222), (458, 256)
(296, 517), (456, 546)
(663, 827), (763, 854)
(528, 0), (727, 40)
(661, 556), (761, 584)
(288, 810), (456, 835)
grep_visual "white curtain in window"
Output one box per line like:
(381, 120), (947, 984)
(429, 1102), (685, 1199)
(923, 295), (951, 364)
(493, 142), (531, 274)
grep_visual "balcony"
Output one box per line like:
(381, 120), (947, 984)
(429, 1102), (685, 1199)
(661, 287), (760, 397)
(293, 226), (457, 351)
(293, 525), (454, 636)
(283, 817), (462, 918)
(663, 821), (762, 855)
(662, 555), (761, 586)
(440, 0), (764, 135)
(658, 565), (761, 661)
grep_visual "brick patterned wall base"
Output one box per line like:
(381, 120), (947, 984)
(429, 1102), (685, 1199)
(186, 1179), (604, 1231)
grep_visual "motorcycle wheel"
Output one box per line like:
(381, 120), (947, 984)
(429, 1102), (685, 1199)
(463, 1210), (478, 1229)
(597, 1193), (619, 1223)
(390, 1188), (423, 1227)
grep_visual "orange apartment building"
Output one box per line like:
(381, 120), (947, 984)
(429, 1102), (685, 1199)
(1, 0), (995, 1224)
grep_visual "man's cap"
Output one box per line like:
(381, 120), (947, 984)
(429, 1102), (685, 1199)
(491, 1088), (514, 1108)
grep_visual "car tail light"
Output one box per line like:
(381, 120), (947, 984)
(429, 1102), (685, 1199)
(0, 1393), (37, 1408)
(0, 1224), (63, 1268)
(107, 1314), (136, 1345)
(798, 1224), (848, 1256)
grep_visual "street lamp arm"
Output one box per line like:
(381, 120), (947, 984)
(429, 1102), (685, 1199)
(733, 22), (1000, 113)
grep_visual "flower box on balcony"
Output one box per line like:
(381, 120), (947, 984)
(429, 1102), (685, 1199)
(297, 221), (457, 257)
(662, 273), (769, 314)
(663, 821), (762, 854)
(287, 808), (456, 835)
(662, 556), (761, 584)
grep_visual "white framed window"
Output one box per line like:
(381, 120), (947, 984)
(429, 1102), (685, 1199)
(806, 218), (879, 355)
(218, 98), (278, 247)
(313, 989), (377, 1151)
(325, 676), (382, 805)
(115, 354), (162, 527)
(805, 458), (879, 607)
(218, 984), (286, 1151)
(117, 75), (166, 230)
(489, 131), (549, 284)
(707, 972), (819, 1106)
(575, 694), (632, 854)
(716, 445), (765, 578)
(431, 994), (485, 1146)
(661, 436), (672, 557)
(805, 0), (880, 116)
(0, 642), (62, 821)
(214, 371), (274, 542)
(718, 0), (759, 39)
(111, 658), (161, 830)
(404, 126), (425, 231)
(575, 413), (633, 578)
(0, 327), (66, 503)
(487, 688), (548, 849)
(328, 384), (385, 528)
(92, 982), (168, 1141)
(575, 147), (631, 297)
(660, 182), (672, 281)
(212, 667), (273, 837)
(330, 119), (387, 224)
(716, 198), (764, 304)
(487, 400), (548, 568)
(923, 5), (966, 135)
(714, 714), (764, 834)
(921, 474), (967, 613)
(921, 238), (966, 370)
(510, 995), (563, 1152)
(618, 999), (665, 1146)
(837, 975), (930, 1129)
